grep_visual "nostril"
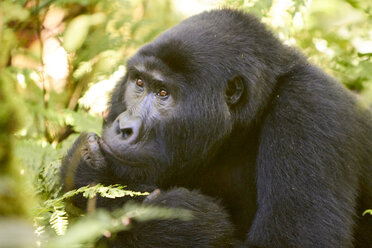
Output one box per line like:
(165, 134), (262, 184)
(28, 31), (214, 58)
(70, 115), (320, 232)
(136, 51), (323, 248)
(121, 128), (133, 139)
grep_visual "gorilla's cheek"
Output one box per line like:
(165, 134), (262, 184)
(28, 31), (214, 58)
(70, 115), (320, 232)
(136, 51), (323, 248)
(167, 104), (232, 165)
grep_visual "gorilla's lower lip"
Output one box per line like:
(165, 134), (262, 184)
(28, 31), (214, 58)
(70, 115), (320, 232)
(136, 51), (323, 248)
(98, 139), (144, 167)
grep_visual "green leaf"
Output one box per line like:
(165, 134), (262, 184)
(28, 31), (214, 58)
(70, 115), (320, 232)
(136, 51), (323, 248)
(63, 15), (91, 53)
(46, 210), (124, 248)
(46, 203), (191, 248)
(63, 109), (102, 134)
(63, 13), (106, 53)
(363, 209), (372, 216)
(0, 2), (30, 23)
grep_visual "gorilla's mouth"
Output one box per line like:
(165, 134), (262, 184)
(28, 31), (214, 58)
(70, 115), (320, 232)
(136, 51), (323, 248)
(99, 139), (144, 167)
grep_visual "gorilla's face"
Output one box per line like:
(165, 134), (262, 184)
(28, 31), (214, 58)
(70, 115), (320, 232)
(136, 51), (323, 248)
(100, 40), (244, 178)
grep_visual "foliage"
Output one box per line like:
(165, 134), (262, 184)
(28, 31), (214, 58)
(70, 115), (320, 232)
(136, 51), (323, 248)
(227, 0), (372, 105)
(36, 184), (149, 236)
(46, 203), (191, 248)
(1, 0), (371, 247)
(0, 65), (34, 218)
(1, 0), (182, 246)
(0, 54), (37, 248)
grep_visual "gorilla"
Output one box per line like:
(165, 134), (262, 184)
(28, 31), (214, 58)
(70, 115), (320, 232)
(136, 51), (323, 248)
(61, 9), (372, 248)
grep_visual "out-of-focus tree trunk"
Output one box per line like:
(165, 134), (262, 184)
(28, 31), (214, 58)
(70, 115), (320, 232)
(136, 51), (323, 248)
(0, 70), (30, 216)
(0, 71), (36, 247)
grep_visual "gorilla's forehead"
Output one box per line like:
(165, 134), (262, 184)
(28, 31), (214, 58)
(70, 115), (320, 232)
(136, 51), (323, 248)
(127, 49), (188, 84)
(128, 62), (167, 84)
(126, 9), (268, 86)
(133, 39), (199, 75)
(127, 11), (248, 74)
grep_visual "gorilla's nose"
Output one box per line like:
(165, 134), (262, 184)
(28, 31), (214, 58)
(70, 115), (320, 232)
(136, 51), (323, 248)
(115, 115), (142, 143)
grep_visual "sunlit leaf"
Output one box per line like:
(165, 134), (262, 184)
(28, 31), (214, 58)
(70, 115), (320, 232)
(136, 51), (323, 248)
(363, 209), (372, 216)
(63, 15), (91, 52)
(0, 2), (30, 23)
(63, 13), (106, 53)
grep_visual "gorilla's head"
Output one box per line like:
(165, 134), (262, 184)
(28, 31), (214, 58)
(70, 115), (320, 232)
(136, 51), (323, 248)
(99, 9), (293, 184)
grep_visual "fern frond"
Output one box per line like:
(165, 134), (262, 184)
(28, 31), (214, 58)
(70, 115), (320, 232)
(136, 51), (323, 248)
(82, 184), (149, 199)
(50, 208), (68, 235)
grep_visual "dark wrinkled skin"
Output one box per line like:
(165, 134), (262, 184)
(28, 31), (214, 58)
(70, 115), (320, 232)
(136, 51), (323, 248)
(61, 9), (372, 248)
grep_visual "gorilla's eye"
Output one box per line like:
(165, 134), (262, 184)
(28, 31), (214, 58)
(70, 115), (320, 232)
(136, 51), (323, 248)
(136, 78), (144, 87)
(157, 89), (168, 98)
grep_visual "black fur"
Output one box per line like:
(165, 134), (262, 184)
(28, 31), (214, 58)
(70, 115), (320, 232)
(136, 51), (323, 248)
(61, 9), (372, 248)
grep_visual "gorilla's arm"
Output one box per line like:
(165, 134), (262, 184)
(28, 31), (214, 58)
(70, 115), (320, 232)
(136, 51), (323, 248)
(247, 65), (363, 247)
(107, 188), (234, 248)
(60, 133), (110, 190)
(60, 133), (235, 248)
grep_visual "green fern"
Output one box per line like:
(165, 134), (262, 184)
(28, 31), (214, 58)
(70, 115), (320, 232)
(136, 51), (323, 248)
(46, 203), (192, 248)
(82, 184), (149, 199)
(38, 184), (149, 236)
(50, 208), (69, 235)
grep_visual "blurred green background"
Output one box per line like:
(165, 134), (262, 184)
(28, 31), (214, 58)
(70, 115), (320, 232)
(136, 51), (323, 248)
(0, 0), (371, 247)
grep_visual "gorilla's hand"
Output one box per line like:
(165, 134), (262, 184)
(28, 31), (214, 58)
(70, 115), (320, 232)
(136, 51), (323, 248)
(60, 133), (159, 210)
(143, 189), (161, 202)
(60, 132), (108, 192)
(81, 132), (107, 169)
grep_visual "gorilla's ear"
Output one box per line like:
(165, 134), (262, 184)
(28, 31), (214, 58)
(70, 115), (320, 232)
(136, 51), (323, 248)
(225, 76), (244, 106)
